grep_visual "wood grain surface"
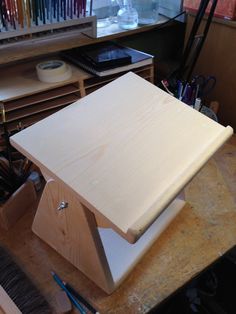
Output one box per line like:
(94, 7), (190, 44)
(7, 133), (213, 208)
(11, 72), (233, 242)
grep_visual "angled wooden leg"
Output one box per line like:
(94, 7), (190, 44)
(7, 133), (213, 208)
(32, 173), (185, 294)
(32, 178), (115, 293)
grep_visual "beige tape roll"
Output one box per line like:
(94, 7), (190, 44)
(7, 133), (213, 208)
(36, 60), (72, 83)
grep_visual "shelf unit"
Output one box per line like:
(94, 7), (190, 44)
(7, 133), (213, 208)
(0, 16), (97, 44)
(0, 56), (154, 149)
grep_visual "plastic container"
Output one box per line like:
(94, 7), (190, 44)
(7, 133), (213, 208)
(117, 1), (138, 29)
(133, 0), (160, 25)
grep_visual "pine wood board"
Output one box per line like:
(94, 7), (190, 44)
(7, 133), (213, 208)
(10, 72), (233, 243)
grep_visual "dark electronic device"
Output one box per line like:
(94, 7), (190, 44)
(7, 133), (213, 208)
(79, 43), (132, 69)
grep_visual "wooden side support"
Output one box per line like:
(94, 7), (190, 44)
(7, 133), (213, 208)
(32, 174), (185, 293)
(32, 178), (115, 293)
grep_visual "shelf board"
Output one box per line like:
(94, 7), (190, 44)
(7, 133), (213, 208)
(0, 16), (172, 65)
(0, 59), (90, 102)
(5, 85), (80, 112)
(5, 94), (79, 123)
(2, 107), (66, 134)
(84, 65), (153, 89)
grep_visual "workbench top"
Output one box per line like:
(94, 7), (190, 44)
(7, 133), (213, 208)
(0, 135), (235, 313)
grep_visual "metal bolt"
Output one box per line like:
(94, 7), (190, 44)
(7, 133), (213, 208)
(57, 201), (68, 211)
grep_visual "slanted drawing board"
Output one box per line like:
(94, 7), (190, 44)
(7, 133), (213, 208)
(10, 72), (233, 294)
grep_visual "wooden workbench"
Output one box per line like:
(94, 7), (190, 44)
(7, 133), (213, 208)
(0, 131), (235, 311)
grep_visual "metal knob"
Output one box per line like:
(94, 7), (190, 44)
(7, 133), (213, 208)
(57, 201), (68, 211)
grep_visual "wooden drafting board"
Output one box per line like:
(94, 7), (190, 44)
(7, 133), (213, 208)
(10, 72), (233, 293)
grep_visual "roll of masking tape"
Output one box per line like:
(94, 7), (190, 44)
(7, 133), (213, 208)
(36, 60), (72, 83)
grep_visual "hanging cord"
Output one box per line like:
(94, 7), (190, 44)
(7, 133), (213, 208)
(156, 10), (187, 29)
(184, 0), (218, 82)
(177, 0), (211, 79)
(162, 0), (218, 93)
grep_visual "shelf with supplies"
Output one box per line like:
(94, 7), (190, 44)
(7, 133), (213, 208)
(0, 54), (154, 149)
(0, 15), (172, 66)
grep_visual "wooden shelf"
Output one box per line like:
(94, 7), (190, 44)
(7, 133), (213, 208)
(0, 16), (171, 65)
(0, 57), (154, 143)
(0, 16), (96, 42)
(5, 108), (65, 134)
(83, 65), (154, 94)
(0, 58), (90, 102)
(5, 94), (80, 123)
(5, 84), (80, 112)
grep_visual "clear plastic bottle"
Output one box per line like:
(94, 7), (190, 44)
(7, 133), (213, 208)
(117, 0), (138, 30)
(132, 0), (159, 25)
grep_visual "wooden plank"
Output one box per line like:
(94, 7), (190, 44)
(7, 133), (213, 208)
(10, 73), (233, 243)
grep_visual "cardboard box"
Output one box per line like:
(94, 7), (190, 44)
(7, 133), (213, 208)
(183, 0), (236, 20)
